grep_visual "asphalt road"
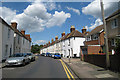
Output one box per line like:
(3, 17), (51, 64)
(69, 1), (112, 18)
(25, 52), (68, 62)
(2, 56), (77, 79)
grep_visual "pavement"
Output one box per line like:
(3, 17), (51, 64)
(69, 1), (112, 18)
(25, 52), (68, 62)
(62, 58), (120, 80)
(2, 56), (77, 79)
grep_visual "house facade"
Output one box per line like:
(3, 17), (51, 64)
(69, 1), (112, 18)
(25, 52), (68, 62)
(40, 26), (85, 58)
(80, 25), (105, 55)
(11, 22), (31, 54)
(0, 17), (14, 61)
(0, 17), (32, 61)
(106, 9), (120, 53)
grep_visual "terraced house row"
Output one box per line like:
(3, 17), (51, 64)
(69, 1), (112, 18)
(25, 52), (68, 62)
(40, 9), (120, 58)
(0, 17), (32, 62)
(40, 26), (87, 58)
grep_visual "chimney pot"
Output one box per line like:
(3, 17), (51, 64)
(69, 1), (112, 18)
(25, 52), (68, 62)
(21, 30), (25, 35)
(51, 38), (54, 43)
(55, 36), (58, 41)
(82, 26), (86, 34)
(70, 25), (75, 32)
(11, 22), (17, 29)
(62, 32), (65, 37)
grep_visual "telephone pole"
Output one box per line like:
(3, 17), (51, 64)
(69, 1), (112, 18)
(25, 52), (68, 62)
(100, 0), (110, 69)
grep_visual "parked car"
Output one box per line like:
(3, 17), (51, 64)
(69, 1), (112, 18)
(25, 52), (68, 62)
(46, 53), (51, 57)
(54, 53), (61, 59)
(41, 53), (46, 56)
(27, 53), (35, 61)
(5, 53), (30, 66)
(51, 53), (55, 58)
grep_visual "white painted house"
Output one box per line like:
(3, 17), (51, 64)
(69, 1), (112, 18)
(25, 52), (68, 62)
(0, 17), (14, 61)
(40, 26), (86, 58)
(11, 22), (31, 54)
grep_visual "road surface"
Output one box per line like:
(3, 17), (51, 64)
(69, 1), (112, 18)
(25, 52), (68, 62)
(2, 56), (78, 79)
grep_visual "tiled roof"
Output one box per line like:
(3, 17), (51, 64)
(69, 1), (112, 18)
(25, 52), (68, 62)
(66, 30), (84, 39)
(61, 33), (70, 41)
(87, 25), (104, 36)
(0, 17), (14, 30)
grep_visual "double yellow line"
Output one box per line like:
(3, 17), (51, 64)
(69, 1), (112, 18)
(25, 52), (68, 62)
(59, 59), (75, 80)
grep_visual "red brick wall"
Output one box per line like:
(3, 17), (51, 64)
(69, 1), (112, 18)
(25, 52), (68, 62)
(85, 40), (99, 45)
(88, 46), (101, 54)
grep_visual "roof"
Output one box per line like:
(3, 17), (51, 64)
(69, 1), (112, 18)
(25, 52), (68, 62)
(106, 9), (120, 20)
(0, 17), (14, 30)
(87, 25), (104, 36)
(66, 30), (84, 39)
(0, 17), (31, 42)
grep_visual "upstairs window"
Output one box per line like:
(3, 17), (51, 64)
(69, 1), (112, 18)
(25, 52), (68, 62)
(8, 28), (10, 39)
(86, 36), (91, 41)
(93, 34), (99, 40)
(111, 18), (118, 29)
(111, 39), (116, 46)
(23, 38), (24, 45)
(68, 39), (70, 46)
(18, 35), (20, 44)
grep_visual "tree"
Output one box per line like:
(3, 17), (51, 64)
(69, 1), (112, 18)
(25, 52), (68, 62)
(31, 44), (43, 54)
(115, 38), (120, 55)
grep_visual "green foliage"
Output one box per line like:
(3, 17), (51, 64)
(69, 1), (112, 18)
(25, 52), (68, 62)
(115, 38), (120, 55)
(31, 44), (43, 54)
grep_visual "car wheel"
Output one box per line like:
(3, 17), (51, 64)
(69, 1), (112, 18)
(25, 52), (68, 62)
(22, 61), (26, 66)
(28, 59), (30, 63)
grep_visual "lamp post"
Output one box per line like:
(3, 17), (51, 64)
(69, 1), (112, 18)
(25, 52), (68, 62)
(100, 0), (110, 69)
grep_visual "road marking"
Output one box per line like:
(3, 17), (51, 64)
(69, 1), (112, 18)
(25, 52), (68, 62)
(3, 68), (15, 70)
(60, 59), (71, 80)
(62, 60), (75, 80)
(60, 59), (75, 80)
(35, 56), (38, 59)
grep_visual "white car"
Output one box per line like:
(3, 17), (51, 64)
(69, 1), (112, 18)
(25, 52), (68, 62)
(27, 53), (35, 61)
(5, 53), (30, 66)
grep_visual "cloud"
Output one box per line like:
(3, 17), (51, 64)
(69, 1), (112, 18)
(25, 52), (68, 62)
(34, 40), (47, 45)
(45, 11), (71, 27)
(0, 1), (70, 33)
(67, 7), (80, 15)
(85, 26), (89, 30)
(0, 7), (16, 24)
(82, 0), (119, 30)
(82, 0), (119, 18)
(89, 18), (103, 30)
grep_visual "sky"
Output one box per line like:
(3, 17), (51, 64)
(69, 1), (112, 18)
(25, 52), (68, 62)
(0, 0), (119, 45)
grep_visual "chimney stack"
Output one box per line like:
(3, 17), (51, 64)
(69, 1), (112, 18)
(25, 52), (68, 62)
(25, 34), (30, 40)
(11, 22), (17, 29)
(48, 41), (50, 44)
(82, 26), (86, 34)
(55, 36), (58, 41)
(70, 25), (75, 32)
(21, 30), (25, 35)
(62, 32), (65, 37)
(51, 38), (54, 43)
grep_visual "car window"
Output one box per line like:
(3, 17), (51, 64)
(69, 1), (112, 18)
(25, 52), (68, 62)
(27, 53), (32, 56)
(11, 53), (23, 57)
(55, 53), (60, 55)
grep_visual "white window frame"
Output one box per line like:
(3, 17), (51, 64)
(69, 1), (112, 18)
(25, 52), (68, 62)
(111, 18), (118, 29)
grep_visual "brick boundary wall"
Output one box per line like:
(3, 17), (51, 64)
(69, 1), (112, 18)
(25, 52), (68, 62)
(84, 54), (120, 72)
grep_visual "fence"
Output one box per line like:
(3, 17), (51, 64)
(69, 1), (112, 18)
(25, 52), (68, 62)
(84, 54), (120, 72)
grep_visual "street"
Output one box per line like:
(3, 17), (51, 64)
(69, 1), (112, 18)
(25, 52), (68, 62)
(2, 56), (77, 79)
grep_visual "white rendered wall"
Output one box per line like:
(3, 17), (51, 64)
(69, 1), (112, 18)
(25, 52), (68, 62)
(0, 22), (2, 62)
(2, 24), (14, 59)
(73, 37), (85, 57)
